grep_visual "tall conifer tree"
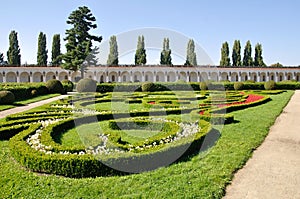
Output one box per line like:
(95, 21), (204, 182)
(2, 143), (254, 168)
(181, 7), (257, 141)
(107, 35), (119, 65)
(7, 30), (21, 66)
(51, 34), (62, 66)
(242, 40), (253, 66)
(220, 42), (231, 66)
(61, 6), (102, 78)
(160, 38), (172, 65)
(184, 39), (197, 66)
(134, 35), (146, 65)
(232, 40), (241, 66)
(37, 32), (48, 66)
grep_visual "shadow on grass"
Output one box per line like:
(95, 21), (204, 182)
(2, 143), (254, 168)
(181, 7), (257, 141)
(12, 103), (26, 107)
(97, 128), (221, 176)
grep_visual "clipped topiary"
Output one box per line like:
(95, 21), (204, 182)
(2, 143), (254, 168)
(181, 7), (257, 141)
(31, 89), (38, 97)
(264, 80), (276, 90)
(46, 79), (65, 94)
(234, 82), (244, 91)
(61, 79), (74, 92)
(0, 91), (15, 104)
(142, 82), (156, 92)
(76, 78), (97, 92)
(200, 82), (208, 91)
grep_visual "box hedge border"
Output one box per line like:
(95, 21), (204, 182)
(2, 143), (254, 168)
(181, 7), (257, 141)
(9, 119), (213, 177)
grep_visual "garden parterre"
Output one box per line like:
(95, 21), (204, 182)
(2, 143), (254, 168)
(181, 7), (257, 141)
(1, 88), (291, 198)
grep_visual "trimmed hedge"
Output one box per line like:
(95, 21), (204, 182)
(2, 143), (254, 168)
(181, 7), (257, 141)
(142, 82), (156, 92)
(9, 118), (213, 177)
(0, 90), (15, 104)
(0, 83), (49, 101)
(77, 78), (97, 92)
(234, 82), (244, 90)
(264, 80), (276, 90)
(0, 124), (30, 140)
(46, 79), (64, 94)
(211, 95), (271, 114)
(94, 82), (298, 93)
(61, 80), (74, 92)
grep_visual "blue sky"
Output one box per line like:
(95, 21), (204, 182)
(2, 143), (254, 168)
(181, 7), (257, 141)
(0, 0), (299, 66)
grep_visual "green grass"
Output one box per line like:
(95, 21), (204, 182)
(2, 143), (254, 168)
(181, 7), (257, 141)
(0, 94), (60, 111)
(0, 91), (294, 198)
(60, 120), (168, 147)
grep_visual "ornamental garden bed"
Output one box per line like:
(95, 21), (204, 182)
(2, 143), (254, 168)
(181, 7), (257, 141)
(0, 89), (277, 177)
(0, 87), (293, 198)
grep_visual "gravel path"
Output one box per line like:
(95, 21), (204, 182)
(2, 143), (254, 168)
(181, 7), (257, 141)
(224, 90), (300, 199)
(0, 95), (69, 119)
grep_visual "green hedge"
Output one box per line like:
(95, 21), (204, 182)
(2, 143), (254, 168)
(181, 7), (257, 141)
(211, 96), (271, 114)
(0, 124), (30, 140)
(9, 118), (213, 177)
(0, 83), (49, 100)
(95, 81), (300, 93)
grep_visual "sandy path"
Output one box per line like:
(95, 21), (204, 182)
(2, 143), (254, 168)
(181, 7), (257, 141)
(0, 95), (69, 119)
(223, 90), (300, 199)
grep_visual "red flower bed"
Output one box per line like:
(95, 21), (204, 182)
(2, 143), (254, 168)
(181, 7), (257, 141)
(199, 94), (264, 115)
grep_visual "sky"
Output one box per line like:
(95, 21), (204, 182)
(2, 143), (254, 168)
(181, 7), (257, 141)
(0, 0), (299, 66)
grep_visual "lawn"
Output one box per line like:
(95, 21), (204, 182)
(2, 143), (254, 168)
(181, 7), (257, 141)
(0, 90), (293, 198)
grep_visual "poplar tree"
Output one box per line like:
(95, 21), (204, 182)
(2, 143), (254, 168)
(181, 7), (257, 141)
(220, 42), (231, 66)
(51, 34), (62, 66)
(107, 35), (119, 65)
(254, 43), (266, 66)
(37, 32), (48, 66)
(160, 38), (172, 65)
(134, 35), (146, 65)
(0, 53), (4, 64)
(7, 30), (21, 66)
(184, 39), (197, 66)
(242, 40), (253, 66)
(61, 6), (102, 79)
(232, 40), (241, 66)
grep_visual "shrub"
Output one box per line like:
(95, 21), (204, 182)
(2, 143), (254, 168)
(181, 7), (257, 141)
(264, 80), (276, 90)
(46, 79), (64, 94)
(77, 78), (97, 92)
(61, 80), (74, 92)
(234, 82), (244, 90)
(31, 89), (38, 97)
(142, 82), (156, 92)
(0, 91), (15, 104)
(200, 82), (208, 91)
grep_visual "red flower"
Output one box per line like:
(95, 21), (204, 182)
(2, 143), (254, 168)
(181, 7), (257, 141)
(148, 101), (156, 105)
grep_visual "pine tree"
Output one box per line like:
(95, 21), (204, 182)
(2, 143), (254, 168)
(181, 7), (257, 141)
(61, 6), (102, 79)
(51, 34), (62, 66)
(184, 39), (197, 66)
(232, 40), (241, 66)
(220, 42), (231, 66)
(160, 38), (172, 65)
(86, 46), (99, 66)
(242, 40), (253, 66)
(254, 43), (266, 66)
(107, 35), (119, 65)
(134, 35), (146, 65)
(7, 30), (21, 66)
(37, 32), (48, 66)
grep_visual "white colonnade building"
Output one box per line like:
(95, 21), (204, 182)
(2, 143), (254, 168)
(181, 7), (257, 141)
(1, 66), (300, 83)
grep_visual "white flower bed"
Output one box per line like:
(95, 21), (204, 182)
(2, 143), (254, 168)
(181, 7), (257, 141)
(26, 116), (200, 156)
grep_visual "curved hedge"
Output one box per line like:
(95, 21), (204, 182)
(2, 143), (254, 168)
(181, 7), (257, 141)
(9, 117), (212, 177)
